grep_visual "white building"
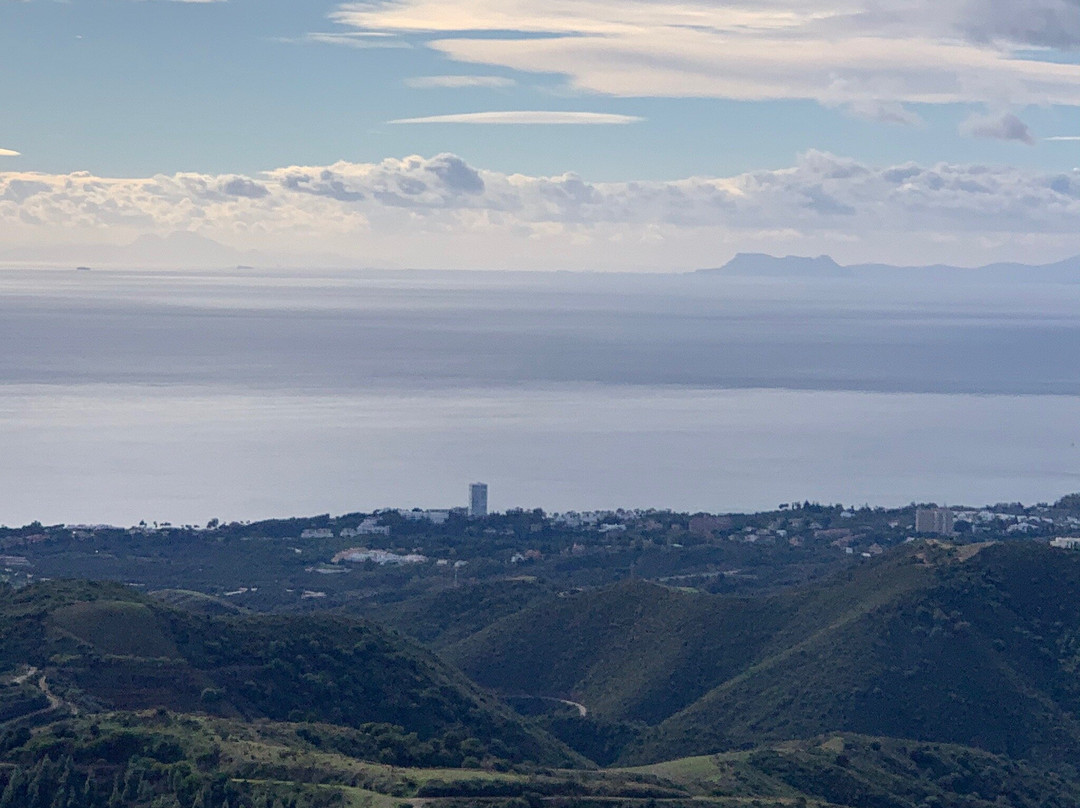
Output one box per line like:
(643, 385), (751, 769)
(400, 509), (450, 524)
(333, 548), (426, 565)
(300, 528), (334, 539)
(340, 518), (390, 537)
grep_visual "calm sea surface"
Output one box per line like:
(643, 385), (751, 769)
(4, 267), (1080, 525)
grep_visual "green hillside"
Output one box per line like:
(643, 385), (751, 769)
(349, 577), (557, 649)
(9, 553), (1080, 807)
(150, 588), (248, 616)
(5, 712), (1080, 808)
(447, 579), (796, 723)
(448, 541), (1080, 764)
(0, 579), (577, 769)
(622, 733), (1080, 808)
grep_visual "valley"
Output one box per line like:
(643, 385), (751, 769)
(4, 507), (1080, 806)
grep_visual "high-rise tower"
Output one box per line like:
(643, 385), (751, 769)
(469, 482), (488, 518)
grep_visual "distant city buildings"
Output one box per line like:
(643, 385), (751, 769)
(469, 482), (488, 518)
(915, 507), (954, 535)
(1050, 537), (1080, 550)
(400, 509), (451, 525)
(340, 517), (390, 537)
(332, 547), (427, 565)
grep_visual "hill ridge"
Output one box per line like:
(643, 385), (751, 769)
(0, 578), (580, 768)
(448, 541), (1080, 763)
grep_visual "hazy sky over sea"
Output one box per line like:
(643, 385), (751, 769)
(2, 0), (1079, 268)
(5, 267), (1080, 395)
(4, 268), (1080, 526)
(3, 4), (1079, 523)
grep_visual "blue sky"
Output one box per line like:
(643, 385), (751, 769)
(1, 0), (1079, 269)
(3, 0), (1078, 179)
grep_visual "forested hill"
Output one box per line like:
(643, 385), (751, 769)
(0, 579), (578, 768)
(447, 540), (1080, 764)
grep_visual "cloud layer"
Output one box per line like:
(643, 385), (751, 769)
(330, 0), (1080, 116)
(405, 75), (517, 88)
(2, 152), (1079, 269)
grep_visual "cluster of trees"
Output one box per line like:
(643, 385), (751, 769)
(0, 755), (344, 808)
(745, 741), (1080, 808)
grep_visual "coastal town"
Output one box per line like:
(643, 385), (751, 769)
(5, 486), (1080, 611)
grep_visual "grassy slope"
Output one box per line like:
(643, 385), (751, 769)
(622, 733), (1080, 808)
(0, 579), (577, 768)
(447, 579), (796, 724)
(150, 588), (247, 616)
(633, 542), (1080, 763)
(449, 541), (1080, 764)
(447, 551), (935, 723)
(13, 711), (1080, 808)
(9, 556), (1080, 806)
(349, 577), (557, 650)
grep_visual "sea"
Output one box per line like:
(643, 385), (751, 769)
(3, 266), (1080, 526)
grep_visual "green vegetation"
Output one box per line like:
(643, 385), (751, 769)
(448, 541), (1080, 765)
(0, 580), (576, 770)
(11, 528), (1080, 805)
(4, 714), (1079, 808)
(353, 578), (557, 649)
(624, 734), (1080, 808)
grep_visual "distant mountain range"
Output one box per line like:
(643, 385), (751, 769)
(698, 252), (1080, 282)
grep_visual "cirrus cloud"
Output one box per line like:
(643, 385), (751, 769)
(405, 75), (517, 88)
(329, 0), (1080, 118)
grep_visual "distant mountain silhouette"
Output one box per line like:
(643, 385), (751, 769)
(698, 252), (1080, 282)
(702, 253), (852, 278)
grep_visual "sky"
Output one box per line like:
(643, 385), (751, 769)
(1, 0), (1079, 269)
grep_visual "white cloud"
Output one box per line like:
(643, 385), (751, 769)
(960, 111), (1037, 144)
(405, 75), (517, 88)
(834, 100), (925, 127)
(388, 111), (642, 124)
(1047, 135), (1080, 141)
(2, 152), (1079, 269)
(328, 0), (1080, 113)
(0, 149), (20, 157)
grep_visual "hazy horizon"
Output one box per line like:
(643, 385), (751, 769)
(5, 267), (1080, 527)
(5, 0), (1080, 524)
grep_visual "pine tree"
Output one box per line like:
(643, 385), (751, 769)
(79, 775), (94, 808)
(107, 773), (124, 808)
(50, 756), (76, 808)
(0, 766), (27, 808)
(27, 757), (49, 808)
